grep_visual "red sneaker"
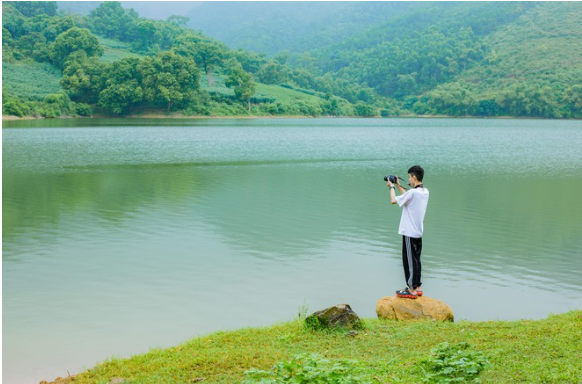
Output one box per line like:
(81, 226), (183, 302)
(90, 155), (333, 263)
(396, 288), (418, 299)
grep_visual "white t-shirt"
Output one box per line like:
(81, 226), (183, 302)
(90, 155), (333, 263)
(395, 187), (429, 238)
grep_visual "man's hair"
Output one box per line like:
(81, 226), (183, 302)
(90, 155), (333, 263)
(408, 165), (424, 181)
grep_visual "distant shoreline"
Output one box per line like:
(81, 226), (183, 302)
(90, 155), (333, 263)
(3, 114), (579, 121)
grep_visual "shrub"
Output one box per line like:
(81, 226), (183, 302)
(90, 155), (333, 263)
(421, 342), (490, 383)
(75, 103), (92, 116)
(244, 353), (367, 383)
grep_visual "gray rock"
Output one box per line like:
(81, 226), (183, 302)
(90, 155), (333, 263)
(305, 304), (363, 330)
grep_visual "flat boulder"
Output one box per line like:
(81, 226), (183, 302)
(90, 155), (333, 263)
(305, 304), (363, 330)
(376, 296), (454, 322)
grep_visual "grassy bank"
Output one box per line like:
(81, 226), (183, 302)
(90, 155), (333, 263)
(45, 310), (580, 383)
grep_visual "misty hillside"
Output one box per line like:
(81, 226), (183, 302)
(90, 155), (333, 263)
(57, 1), (202, 20)
(185, 2), (425, 55)
(4, 1), (580, 119)
(183, 1), (353, 54)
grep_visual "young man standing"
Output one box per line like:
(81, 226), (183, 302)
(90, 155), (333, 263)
(386, 165), (429, 299)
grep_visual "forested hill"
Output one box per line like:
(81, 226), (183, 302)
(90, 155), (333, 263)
(298, 1), (581, 118)
(184, 2), (425, 56)
(186, 1), (582, 118)
(2, 1), (365, 119)
(3, 1), (581, 119)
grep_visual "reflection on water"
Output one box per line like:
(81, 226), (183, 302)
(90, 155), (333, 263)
(3, 118), (582, 384)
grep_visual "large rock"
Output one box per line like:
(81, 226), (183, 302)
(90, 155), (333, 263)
(376, 296), (454, 322)
(305, 304), (363, 330)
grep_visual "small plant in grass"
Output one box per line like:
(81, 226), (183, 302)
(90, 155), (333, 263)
(297, 302), (309, 320)
(421, 342), (491, 383)
(243, 353), (369, 383)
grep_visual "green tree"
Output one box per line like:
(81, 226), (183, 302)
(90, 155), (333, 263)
(128, 19), (157, 52)
(426, 82), (478, 115)
(225, 68), (256, 112)
(137, 52), (200, 112)
(172, 35), (226, 85)
(562, 85), (582, 118)
(256, 61), (289, 85)
(98, 58), (143, 115)
(49, 27), (103, 69)
(17, 32), (47, 59)
(8, 1), (57, 17)
(354, 102), (378, 117)
(27, 15), (75, 42)
(60, 54), (106, 104)
(88, 1), (138, 40)
(42, 91), (73, 118)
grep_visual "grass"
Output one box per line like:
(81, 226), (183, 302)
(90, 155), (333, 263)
(47, 310), (581, 383)
(2, 61), (63, 100)
(201, 73), (324, 104)
(97, 36), (143, 63)
(255, 83), (323, 103)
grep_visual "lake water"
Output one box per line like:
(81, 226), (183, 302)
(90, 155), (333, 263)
(3, 118), (582, 383)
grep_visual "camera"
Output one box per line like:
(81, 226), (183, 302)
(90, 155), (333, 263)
(383, 175), (398, 184)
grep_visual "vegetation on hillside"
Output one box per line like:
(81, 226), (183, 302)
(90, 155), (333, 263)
(299, 2), (580, 118)
(3, 1), (580, 119)
(2, 1), (359, 118)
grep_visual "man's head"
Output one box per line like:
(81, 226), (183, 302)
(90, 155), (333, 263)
(408, 165), (424, 185)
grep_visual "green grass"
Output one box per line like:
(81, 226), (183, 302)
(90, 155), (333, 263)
(2, 61), (63, 100)
(201, 73), (324, 104)
(49, 310), (581, 383)
(255, 83), (323, 103)
(97, 36), (143, 63)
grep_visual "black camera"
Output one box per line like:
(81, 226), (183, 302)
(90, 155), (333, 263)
(383, 175), (398, 184)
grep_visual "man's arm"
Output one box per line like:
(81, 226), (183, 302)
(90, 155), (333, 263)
(387, 180), (399, 204)
(388, 176), (406, 205)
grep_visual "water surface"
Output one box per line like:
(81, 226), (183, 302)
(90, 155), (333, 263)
(3, 118), (582, 383)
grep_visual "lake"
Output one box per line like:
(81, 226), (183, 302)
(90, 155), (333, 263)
(3, 117), (582, 383)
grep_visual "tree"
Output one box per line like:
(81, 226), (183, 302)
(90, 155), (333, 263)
(88, 1), (138, 40)
(137, 52), (200, 112)
(128, 19), (156, 52)
(354, 102), (378, 117)
(9, 1), (57, 17)
(172, 35), (225, 86)
(225, 68), (256, 113)
(98, 58), (143, 115)
(256, 62), (289, 85)
(49, 27), (103, 69)
(27, 15), (74, 42)
(562, 85), (581, 118)
(17, 32), (48, 61)
(60, 54), (106, 104)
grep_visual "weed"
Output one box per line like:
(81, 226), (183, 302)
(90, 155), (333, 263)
(421, 342), (490, 383)
(243, 353), (368, 383)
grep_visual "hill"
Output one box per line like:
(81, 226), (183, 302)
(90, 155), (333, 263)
(2, 1), (358, 119)
(447, 2), (582, 117)
(4, 1), (580, 119)
(297, 1), (581, 117)
(165, 1), (581, 118)
(184, 2), (354, 55)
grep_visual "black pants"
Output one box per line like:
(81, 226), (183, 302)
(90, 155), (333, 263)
(402, 236), (422, 290)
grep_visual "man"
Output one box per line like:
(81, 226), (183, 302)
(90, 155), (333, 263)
(387, 165), (429, 299)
